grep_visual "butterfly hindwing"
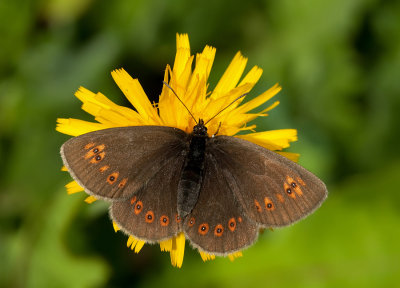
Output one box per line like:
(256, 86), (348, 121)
(208, 136), (328, 228)
(110, 154), (185, 242)
(184, 153), (259, 255)
(61, 126), (187, 200)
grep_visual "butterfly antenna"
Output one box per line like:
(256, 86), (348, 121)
(204, 93), (248, 125)
(162, 81), (197, 124)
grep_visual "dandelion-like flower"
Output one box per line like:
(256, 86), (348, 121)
(57, 34), (299, 267)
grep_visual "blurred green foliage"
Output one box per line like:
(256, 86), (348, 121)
(1, 0), (399, 287)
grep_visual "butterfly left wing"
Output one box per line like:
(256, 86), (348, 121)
(61, 126), (187, 200)
(110, 154), (185, 242)
(208, 136), (328, 228)
(183, 153), (259, 255)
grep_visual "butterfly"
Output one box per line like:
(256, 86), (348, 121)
(61, 113), (328, 256)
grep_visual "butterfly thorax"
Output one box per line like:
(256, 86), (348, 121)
(177, 119), (208, 218)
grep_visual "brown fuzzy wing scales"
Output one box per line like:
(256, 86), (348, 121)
(61, 126), (187, 200)
(110, 154), (185, 242)
(184, 154), (259, 256)
(208, 136), (328, 228)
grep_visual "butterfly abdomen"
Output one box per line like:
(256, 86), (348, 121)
(177, 121), (208, 218)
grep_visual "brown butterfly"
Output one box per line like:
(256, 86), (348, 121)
(61, 111), (327, 256)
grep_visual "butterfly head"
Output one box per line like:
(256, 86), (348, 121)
(193, 119), (208, 136)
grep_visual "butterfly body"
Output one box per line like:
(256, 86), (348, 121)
(61, 124), (327, 255)
(177, 119), (208, 218)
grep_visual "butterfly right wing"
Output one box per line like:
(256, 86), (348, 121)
(61, 126), (187, 201)
(208, 136), (328, 228)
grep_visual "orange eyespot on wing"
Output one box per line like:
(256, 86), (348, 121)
(214, 224), (224, 237)
(107, 172), (119, 185)
(228, 218), (236, 232)
(160, 215), (170, 226)
(198, 223), (209, 235)
(145, 211), (154, 223)
(134, 201), (143, 215)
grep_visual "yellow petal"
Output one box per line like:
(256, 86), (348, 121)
(227, 251), (243, 261)
(187, 45), (216, 94)
(127, 235), (146, 253)
(170, 232), (185, 268)
(111, 69), (160, 125)
(160, 238), (173, 252)
(56, 118), (108, 136)
(84, 196), (97, 204)
(238, 65), (263, 87)
(61, 166), (68, 171)
(237, 129), (298, 151)
(173, 33), (191, 80)
(199, 251), (216, 262)
(65, 181), (84, 194)
(277, 152), (300, 162)
(232, 83), (281, 115)
(112, 221), (120, 232)
(212, 52), (248, 99)
(75, 87), (142, 126)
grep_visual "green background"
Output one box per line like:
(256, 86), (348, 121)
(1, 0), (399, 287)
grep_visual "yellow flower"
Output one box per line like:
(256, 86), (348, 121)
(57, 33), (298, 268)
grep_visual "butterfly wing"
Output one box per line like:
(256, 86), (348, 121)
(208, 136), (328, 228)
(61, 126), (187, 200)
(109, 154), (185, 242)
(183, 153), (259, 255)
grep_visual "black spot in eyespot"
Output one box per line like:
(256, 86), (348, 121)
(230, 222), (235, 227)
(286, 188), (292, 194)
(201, 226), (206, 231)
(163, 217), (167, 223)
(109, 176), (115, 181)
(147, 214), (152, 220)
(291, 182), (297, 188)
(267, 203), (272, 208)
(93, 148), (99, 153)
(217, 228), (222, 233)
(96, 155), (102, 161)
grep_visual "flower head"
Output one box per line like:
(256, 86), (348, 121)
(57, 34), (298, 267)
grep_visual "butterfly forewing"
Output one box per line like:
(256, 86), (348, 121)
(208, 136), (328, 228)
(61, 126), (187, 200)
(110, 154), (185, 242)
(184, 153), (259, 255)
